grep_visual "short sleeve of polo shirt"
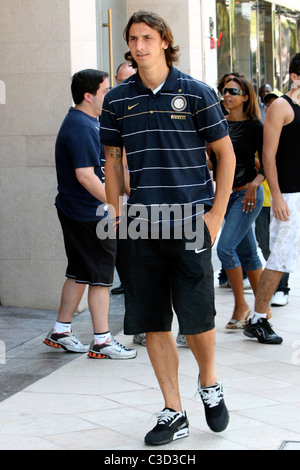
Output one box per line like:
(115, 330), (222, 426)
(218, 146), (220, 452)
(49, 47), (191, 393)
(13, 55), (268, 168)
(100, 96), (122, 147)
(67, 124), (100, 169)
(193, 85), (228, 143)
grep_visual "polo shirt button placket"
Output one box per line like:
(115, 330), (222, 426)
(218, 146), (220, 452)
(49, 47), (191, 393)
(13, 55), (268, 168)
(149, 97), (156, 130)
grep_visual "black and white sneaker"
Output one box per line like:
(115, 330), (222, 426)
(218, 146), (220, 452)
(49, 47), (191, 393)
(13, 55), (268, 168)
(198, 379), (229, 433)
(145, 408), (189, 446)
(243, 318), (283, 344)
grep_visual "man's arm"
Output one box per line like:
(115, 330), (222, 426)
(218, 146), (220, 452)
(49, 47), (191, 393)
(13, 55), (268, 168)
(204, 135), (235, 244)
(104, 146), (124, 222)
(75, 167), (107, 203)
(262, 99), (290, 221)
(122, 151), (131, 196)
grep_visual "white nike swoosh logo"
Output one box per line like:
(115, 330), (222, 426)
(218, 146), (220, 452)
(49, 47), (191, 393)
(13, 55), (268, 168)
(195, 248), (208, 254)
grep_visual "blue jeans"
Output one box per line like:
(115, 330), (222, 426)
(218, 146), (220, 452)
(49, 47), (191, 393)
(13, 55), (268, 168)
(217, 186), (264, 271)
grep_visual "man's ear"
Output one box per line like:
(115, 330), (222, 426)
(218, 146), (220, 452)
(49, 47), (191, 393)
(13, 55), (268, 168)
(83, 92), (92, 103)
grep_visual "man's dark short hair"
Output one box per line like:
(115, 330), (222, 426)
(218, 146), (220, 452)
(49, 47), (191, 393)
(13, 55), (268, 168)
(123, 10), (180, 69)
(71, 69), (108, 105)
(289, 53), (300, 76)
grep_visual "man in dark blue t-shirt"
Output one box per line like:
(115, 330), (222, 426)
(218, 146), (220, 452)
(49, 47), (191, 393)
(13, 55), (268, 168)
(55, 107), (106, 221)
(44, 69), (136, 360)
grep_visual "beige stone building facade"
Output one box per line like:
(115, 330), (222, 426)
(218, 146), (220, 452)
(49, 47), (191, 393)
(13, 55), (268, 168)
(0, 0), (299, 311)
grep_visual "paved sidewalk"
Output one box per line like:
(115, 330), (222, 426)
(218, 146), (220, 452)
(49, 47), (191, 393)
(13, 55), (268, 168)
(0, 268), (300, 450)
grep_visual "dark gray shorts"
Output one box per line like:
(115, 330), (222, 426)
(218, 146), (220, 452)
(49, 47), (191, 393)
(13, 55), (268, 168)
(58, 210), (117, 286)
(120, 223), (215, 335)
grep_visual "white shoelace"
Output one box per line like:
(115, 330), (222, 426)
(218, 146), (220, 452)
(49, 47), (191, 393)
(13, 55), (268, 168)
(149, 409), (183, 426)
(156, 410), (178, 424)
(198, 382), (224, 408)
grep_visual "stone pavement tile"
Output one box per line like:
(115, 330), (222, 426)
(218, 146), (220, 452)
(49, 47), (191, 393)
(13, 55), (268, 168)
(44, 427), (142, 451)
(0, 434), (64, 450)
(0, 408), (97, 437)
(0, 307), (58, 352)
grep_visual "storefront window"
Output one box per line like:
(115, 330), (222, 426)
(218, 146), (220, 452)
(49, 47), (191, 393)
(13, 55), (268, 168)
(216, 0), (232, 78)
(232, 0), (256, 83)
(258, 1), (273, 89)
(274, 5), (300, 93)
(216, 0), (300, 94)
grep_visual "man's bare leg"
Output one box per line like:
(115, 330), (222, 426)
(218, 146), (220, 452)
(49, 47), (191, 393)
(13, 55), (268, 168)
(88, 286), (137, 359)
(146, 328), (218, 412)
(186, 328), (217, 388)
(88, 285), (110, 333)
(146, 331), (182, 411)
(57, 278), (86, 323)
(44, 278), (88, 352)
(244, 268), (284, 344)
(255, 268), (284, 314)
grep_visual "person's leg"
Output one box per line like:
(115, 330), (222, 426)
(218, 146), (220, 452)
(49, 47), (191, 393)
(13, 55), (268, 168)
(146, 331), (182, 411)
(187, 329), (229, 433)
(44, 278), (89, 352)
(256, 193), (300, 314)
(254, 206), (271, 261)
(218, 194), (262, 327)
(186, 328), (217, 387)
(246, 267), (272, 319)
(276, 272), (290, 293)
(111, 241), (124, 295)
(225, 267), (251, 323)
(57, 278), (86, 323)
(88, 285), (110, 333)
(146, 327), (218, 410)
(145, 330), (189, 446)
(243, 268), (284, 345)
(271, 272), (290, 306)
(255, 268), (284, 314)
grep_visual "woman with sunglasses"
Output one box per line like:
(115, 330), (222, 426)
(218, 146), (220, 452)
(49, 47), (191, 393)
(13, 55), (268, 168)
(214, 76), (266, 330)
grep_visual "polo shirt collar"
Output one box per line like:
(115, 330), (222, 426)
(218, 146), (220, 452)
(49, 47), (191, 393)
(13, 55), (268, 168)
(134, 67), (179, 94)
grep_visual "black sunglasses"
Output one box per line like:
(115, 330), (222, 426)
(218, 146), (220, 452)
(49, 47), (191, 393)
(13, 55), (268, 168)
(222, 87), (245, 96)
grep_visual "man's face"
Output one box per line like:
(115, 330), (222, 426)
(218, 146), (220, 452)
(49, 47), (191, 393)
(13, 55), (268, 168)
(128, 22), (168, 70)
(90, 77), (110, 117)
(115, 64), (135, 84)
(260, 84), (272, 98)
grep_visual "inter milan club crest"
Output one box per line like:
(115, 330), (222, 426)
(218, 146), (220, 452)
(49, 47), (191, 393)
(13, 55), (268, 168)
(171, 95), (187, 112)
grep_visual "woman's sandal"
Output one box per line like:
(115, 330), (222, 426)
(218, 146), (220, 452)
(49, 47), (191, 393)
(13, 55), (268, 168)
(225, 311), (251, 331)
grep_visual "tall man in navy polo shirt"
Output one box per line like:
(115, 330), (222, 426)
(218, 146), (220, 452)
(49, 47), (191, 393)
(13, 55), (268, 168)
(101, 11), (236, 445)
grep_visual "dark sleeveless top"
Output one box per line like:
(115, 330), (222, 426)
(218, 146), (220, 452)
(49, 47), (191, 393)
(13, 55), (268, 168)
(276, 95), (300, 193)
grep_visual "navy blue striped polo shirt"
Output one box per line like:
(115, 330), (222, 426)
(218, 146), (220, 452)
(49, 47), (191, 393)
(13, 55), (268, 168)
(100, 67), (228, 223)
